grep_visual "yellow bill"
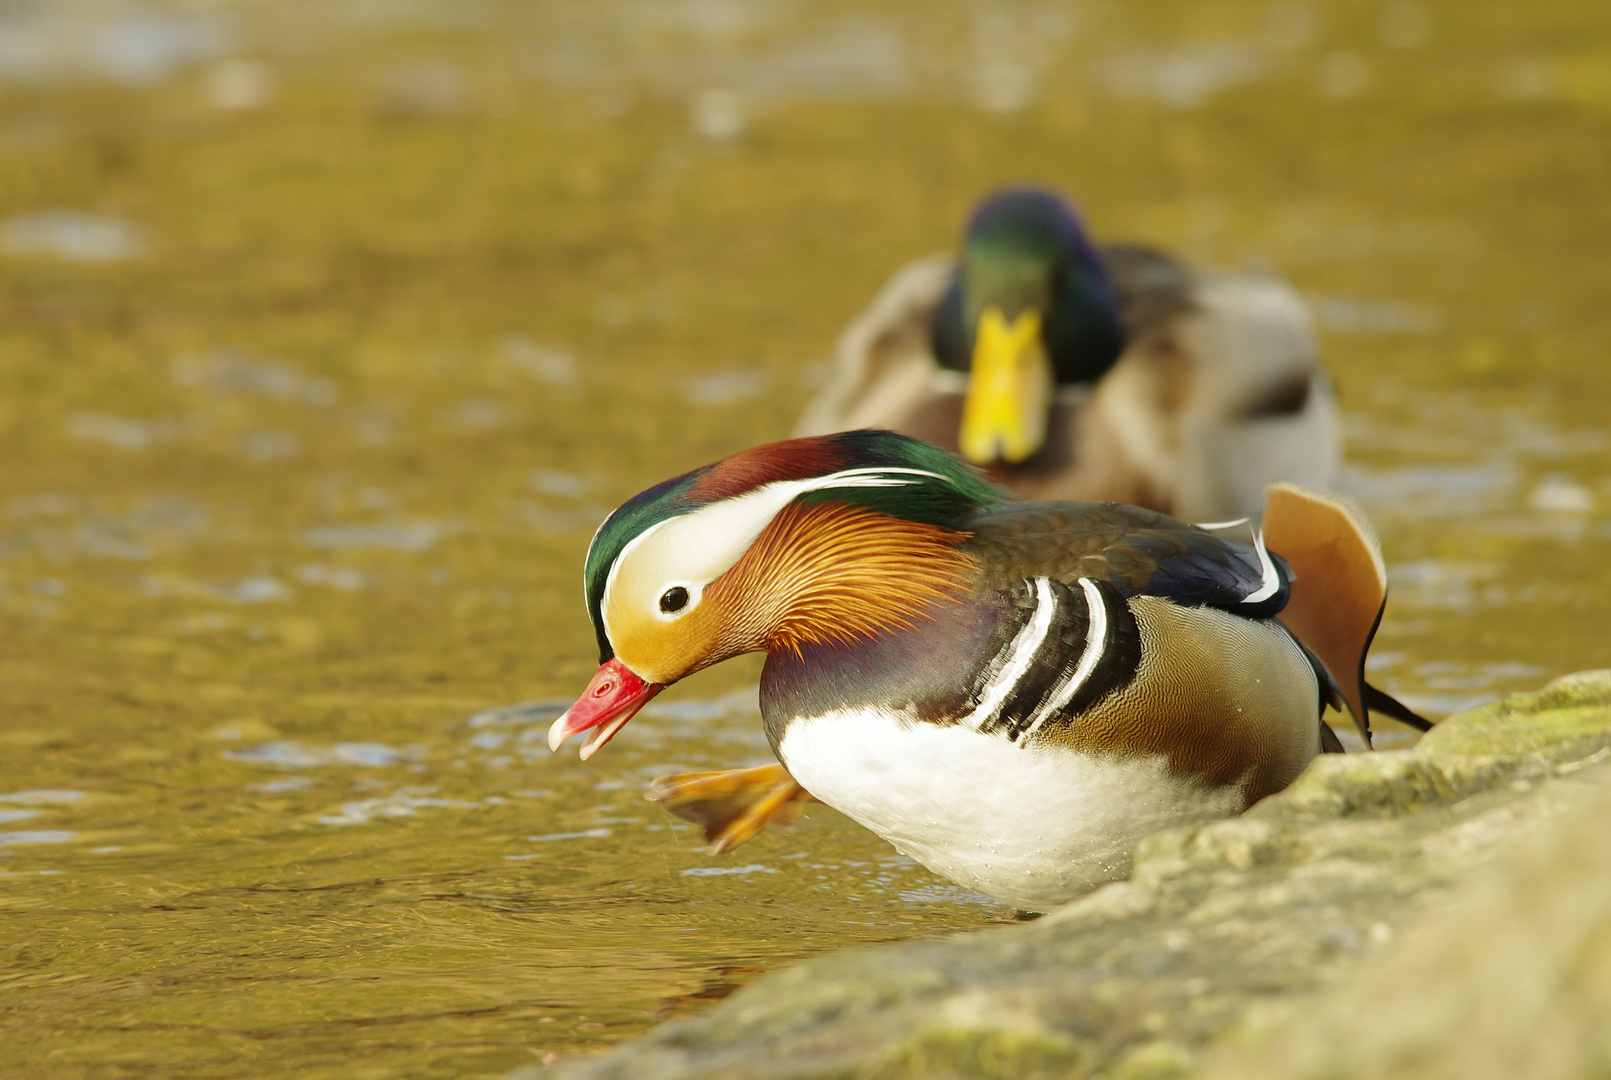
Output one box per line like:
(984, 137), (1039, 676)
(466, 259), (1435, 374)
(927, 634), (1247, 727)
(958, 305), (1053, 465)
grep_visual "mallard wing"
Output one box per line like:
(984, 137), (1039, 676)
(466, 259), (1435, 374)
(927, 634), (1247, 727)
(1101, 243), (1194, 337)
(1090, 258), (1342, 522)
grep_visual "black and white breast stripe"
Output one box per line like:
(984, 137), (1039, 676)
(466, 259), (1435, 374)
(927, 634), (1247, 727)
(961, 576), (1142, 744)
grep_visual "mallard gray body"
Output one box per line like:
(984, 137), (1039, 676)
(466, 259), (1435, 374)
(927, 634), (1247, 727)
(796, 190), (1340, 523)
(547, 432), (1423, 911)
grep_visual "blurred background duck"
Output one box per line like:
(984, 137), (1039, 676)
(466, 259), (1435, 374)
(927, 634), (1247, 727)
(795, 187), (1341, 523)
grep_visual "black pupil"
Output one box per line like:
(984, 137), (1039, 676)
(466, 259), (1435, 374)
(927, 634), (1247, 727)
(659, 587), (690, 614)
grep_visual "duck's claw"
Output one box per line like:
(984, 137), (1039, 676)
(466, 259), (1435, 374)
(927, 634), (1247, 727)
(647, 764), (816, 854)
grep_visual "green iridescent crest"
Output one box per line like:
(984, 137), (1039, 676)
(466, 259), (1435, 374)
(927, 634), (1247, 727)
(581, 431), (1004, 661)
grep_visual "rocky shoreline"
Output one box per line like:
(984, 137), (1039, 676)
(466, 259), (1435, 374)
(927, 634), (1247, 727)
(536, 671), (1611, 1080)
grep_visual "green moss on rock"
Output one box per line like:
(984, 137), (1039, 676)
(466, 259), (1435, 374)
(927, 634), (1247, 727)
(1417, 670), (1611, 761)
(869, 1024), (1085, 1080)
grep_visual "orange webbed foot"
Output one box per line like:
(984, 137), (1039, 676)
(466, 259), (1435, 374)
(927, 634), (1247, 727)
(646, 763), (816, 854)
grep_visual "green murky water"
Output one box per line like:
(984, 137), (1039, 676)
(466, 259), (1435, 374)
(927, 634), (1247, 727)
(2, 1), (1609, 1075)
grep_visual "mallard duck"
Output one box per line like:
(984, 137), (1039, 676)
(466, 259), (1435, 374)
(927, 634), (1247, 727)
(547, 431), (1424, 912)
(794, 188), (1341, 524)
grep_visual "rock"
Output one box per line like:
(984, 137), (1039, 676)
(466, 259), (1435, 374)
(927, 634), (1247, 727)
(536, 671), (1611, 1080)
(1196, 769), (1611, 1080)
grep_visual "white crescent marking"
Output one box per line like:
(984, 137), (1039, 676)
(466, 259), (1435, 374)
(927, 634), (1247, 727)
(1242, 528), (1281, 604)
(963, 577), (1056, 734)
(1022, 577), (1109, 740)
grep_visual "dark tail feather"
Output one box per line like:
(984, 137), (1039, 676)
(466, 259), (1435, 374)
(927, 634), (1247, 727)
(1364, 682), (1433, 732)
(1296, 634), (1362, 753)
(1319, 721), (1346, 754)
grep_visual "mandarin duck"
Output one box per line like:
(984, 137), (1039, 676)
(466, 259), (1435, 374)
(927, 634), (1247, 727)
(548, 431), (1424, 912)
(795, 188), (1341, 523)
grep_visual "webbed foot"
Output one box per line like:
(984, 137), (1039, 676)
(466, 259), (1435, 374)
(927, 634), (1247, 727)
(647, 763), (816, 854)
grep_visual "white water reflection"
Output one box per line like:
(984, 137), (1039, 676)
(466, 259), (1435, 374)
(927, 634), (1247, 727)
(173, 351), (337, 406)
(319, 787), (480, 826)
(0, 3), (228, 85)
(376, 60), (466, 116)
(501, 336), (578, 387)
(466, 698), (569, 731)
(0, 790), (86, 805)
(1, 497), (207, 565)
(0, 211), (146, 260)
(528, 828), (612, 843)
(516, 501), (609, 533)
(1097, 41), (1269, 109)
(295, 564), (366, 591)
(545, 16), (908, 104)
(204, 57), (274, 110)
(529, 470), (592, 499)
(1388, 561), (1504, 613)
(66, 413), (193, 451)
(226, 740), (424, 767)
(248, 776), (316, 794)
(898, 882), (1002, 906)
(1315, 296), (1442, 335)
(441, 398), (511, 431)
(1528, 477), (1594, 514)
(141, 572), (293, 604)
(301, 521), (445, 551)
(0, 830), (76, 847)
(684, 369), (768, 406)
(520, 460), (605, 528)
(640, 688), (758, 723)
(967, 8), (1071, 113)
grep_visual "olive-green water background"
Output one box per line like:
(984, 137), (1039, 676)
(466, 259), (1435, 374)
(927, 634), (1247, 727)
(1, 1), (1608, 1076)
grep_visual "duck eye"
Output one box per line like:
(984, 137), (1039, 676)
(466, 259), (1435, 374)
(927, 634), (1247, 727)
(658, 586), (690, 614)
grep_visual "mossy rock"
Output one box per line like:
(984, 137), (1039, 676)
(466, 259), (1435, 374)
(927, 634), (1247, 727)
(1417, 669), (1611, 761)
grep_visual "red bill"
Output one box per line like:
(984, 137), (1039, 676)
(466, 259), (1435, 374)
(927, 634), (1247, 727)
(547, 658), (662, 761)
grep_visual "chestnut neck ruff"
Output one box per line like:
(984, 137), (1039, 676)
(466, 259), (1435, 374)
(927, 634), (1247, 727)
(705, 500), (975, 660)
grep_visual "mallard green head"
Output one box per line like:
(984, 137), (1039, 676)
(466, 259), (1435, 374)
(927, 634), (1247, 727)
(932, 188), (1128, 466)
(549, 431), (1004, 758)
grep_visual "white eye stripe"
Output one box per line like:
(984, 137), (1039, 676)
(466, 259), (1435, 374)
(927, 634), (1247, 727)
(600, 465), (961, 643)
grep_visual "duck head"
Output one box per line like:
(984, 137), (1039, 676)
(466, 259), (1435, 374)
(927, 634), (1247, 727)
(932, 188), (1128, 466)
(548, 431), (1002, 759)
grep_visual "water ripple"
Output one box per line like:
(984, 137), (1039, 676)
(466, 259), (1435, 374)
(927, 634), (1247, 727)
(0, 830), (76, 847)
(225, 741), (423, 768)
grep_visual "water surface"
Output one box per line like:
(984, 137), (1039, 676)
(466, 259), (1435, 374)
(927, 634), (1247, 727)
(2, 0), (1609, 1075)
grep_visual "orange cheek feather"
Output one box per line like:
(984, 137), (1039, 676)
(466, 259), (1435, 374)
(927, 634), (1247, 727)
(565, 501), (975, 761)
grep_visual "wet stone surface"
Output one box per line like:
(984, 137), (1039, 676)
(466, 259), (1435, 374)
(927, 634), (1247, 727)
(541, 671), (1611, 1080)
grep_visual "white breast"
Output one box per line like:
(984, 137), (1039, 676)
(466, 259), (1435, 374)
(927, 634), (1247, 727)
(778, 706), (1245, 912)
